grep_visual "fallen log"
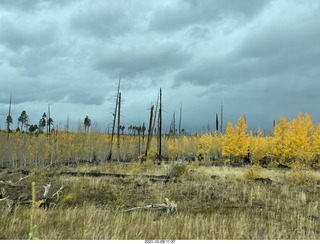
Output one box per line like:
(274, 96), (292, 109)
(60, 171), (170, 180)
(254, 178), (272, 184)
(0, 183), (64, 210)
(121, 198), (177, 214)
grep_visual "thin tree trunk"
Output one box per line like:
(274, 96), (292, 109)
(7, 93), (12, 141)
(117, 92), (121, 163)
(152, 95), (159, 136)
(47, 104), (51, 138)
(220, 102), (223, 134)
(173, 112), (175, 137)
(108, 76), (121, 161)
(158, 88), (162, 160)
(145, 105), (154, 158)
(179, 102), (182, 135)
(216, 113), (219, 132)
(142, 122), (145, 142)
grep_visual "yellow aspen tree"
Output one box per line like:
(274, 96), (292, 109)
(182, 135), (190, 156)
(168, 137), (179, 160)
(222, 120), (236, 162)
(197, 133), (214, 163)
(272, 117), (288, 166)
(235, 114), (249, 158)
(290, 113), (313, 165)
(249, 128), (266, 164)
(312, 123), (320, 168)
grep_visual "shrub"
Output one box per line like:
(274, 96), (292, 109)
(63, 193), (77, 205)
(288, 164), (315, 186)
(169, 164), (189, 178)
(243, 164), (264, 180)
(106, 187), (134, 210)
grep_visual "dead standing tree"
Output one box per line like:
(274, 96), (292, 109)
(220, 102), (223, 134)
(117, 92), (121, 163)
(179, 102), (182, 135)
(216, 113), (219, 133)
(144, 105), (154, 160)
(107, 77), (121, 161)
(6, 93), (12, 141)
(157, 88), (162, 160)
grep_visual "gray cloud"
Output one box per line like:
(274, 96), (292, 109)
(174, 4), (320, 87)
(149, 0), (270, 33)
(0, 0), (76, 11)
(71, 6), (132, 39)
(0, 20), (56, 50)
(187, 26), (211, 39)
(94, 42), (191, 78)
(1, 0), (320, 132)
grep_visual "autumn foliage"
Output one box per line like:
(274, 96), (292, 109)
(0, 112), (320, 169)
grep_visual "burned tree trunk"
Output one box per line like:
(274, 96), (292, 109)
(7, 93), (12, 141)
(108, 77), (121, 161)
(152, 95), (159, 135)
(216, 113), (219, 132)
(220, 102), (223, 134)
(157, 88), (162, 160)
(145, 105), (154, 159)
(117, 92), (121, 163)
(179, 102), (182, 135)
(47, 104), (50, 138)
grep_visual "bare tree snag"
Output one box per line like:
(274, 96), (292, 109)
(7, 93), (12, 141)
(220, 102), (223, 134)
(157, 88), (162, 160)
(43, 183), (51, 198)
(47, 104), (51, 137)
(108, 76), (121, 161)
(173, 112), (175, 136)
(145, 105), (154, 158)
(52, 186), (64, 201)
(117, 92), (121, 163)
(179, 101), (182, 135)
(37, 184), (64, 208)
(152, 95), (159, 135)
(216, 113), (219, 132)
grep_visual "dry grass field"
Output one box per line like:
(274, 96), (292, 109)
(0, 161), (319, 240)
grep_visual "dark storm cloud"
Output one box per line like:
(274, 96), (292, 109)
(174, 6), (320, 88)
(1, 0), (320, 132)
(0, 79), (65, 104)
(94, 42), (191, 78)
(149, 0), (270, 32)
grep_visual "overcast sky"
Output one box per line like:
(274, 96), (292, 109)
(1, 0), (320, 134)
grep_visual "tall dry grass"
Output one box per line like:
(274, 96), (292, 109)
(0, 163), (319, 240)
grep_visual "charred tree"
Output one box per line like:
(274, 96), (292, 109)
(173, 112), (175, 136)
(117, 92), (121, 163)
(145, 105), (154, 159)
(179, 102), (182, 135)
(220, 102), (223, 134)
(7, 93), (12, 140)
(107, 77), (121, 161)
(157, 88), (162, 160)
(47, 104), (51, 138)
(216, 113), (219, 132)
(152, 95), (159, 136)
